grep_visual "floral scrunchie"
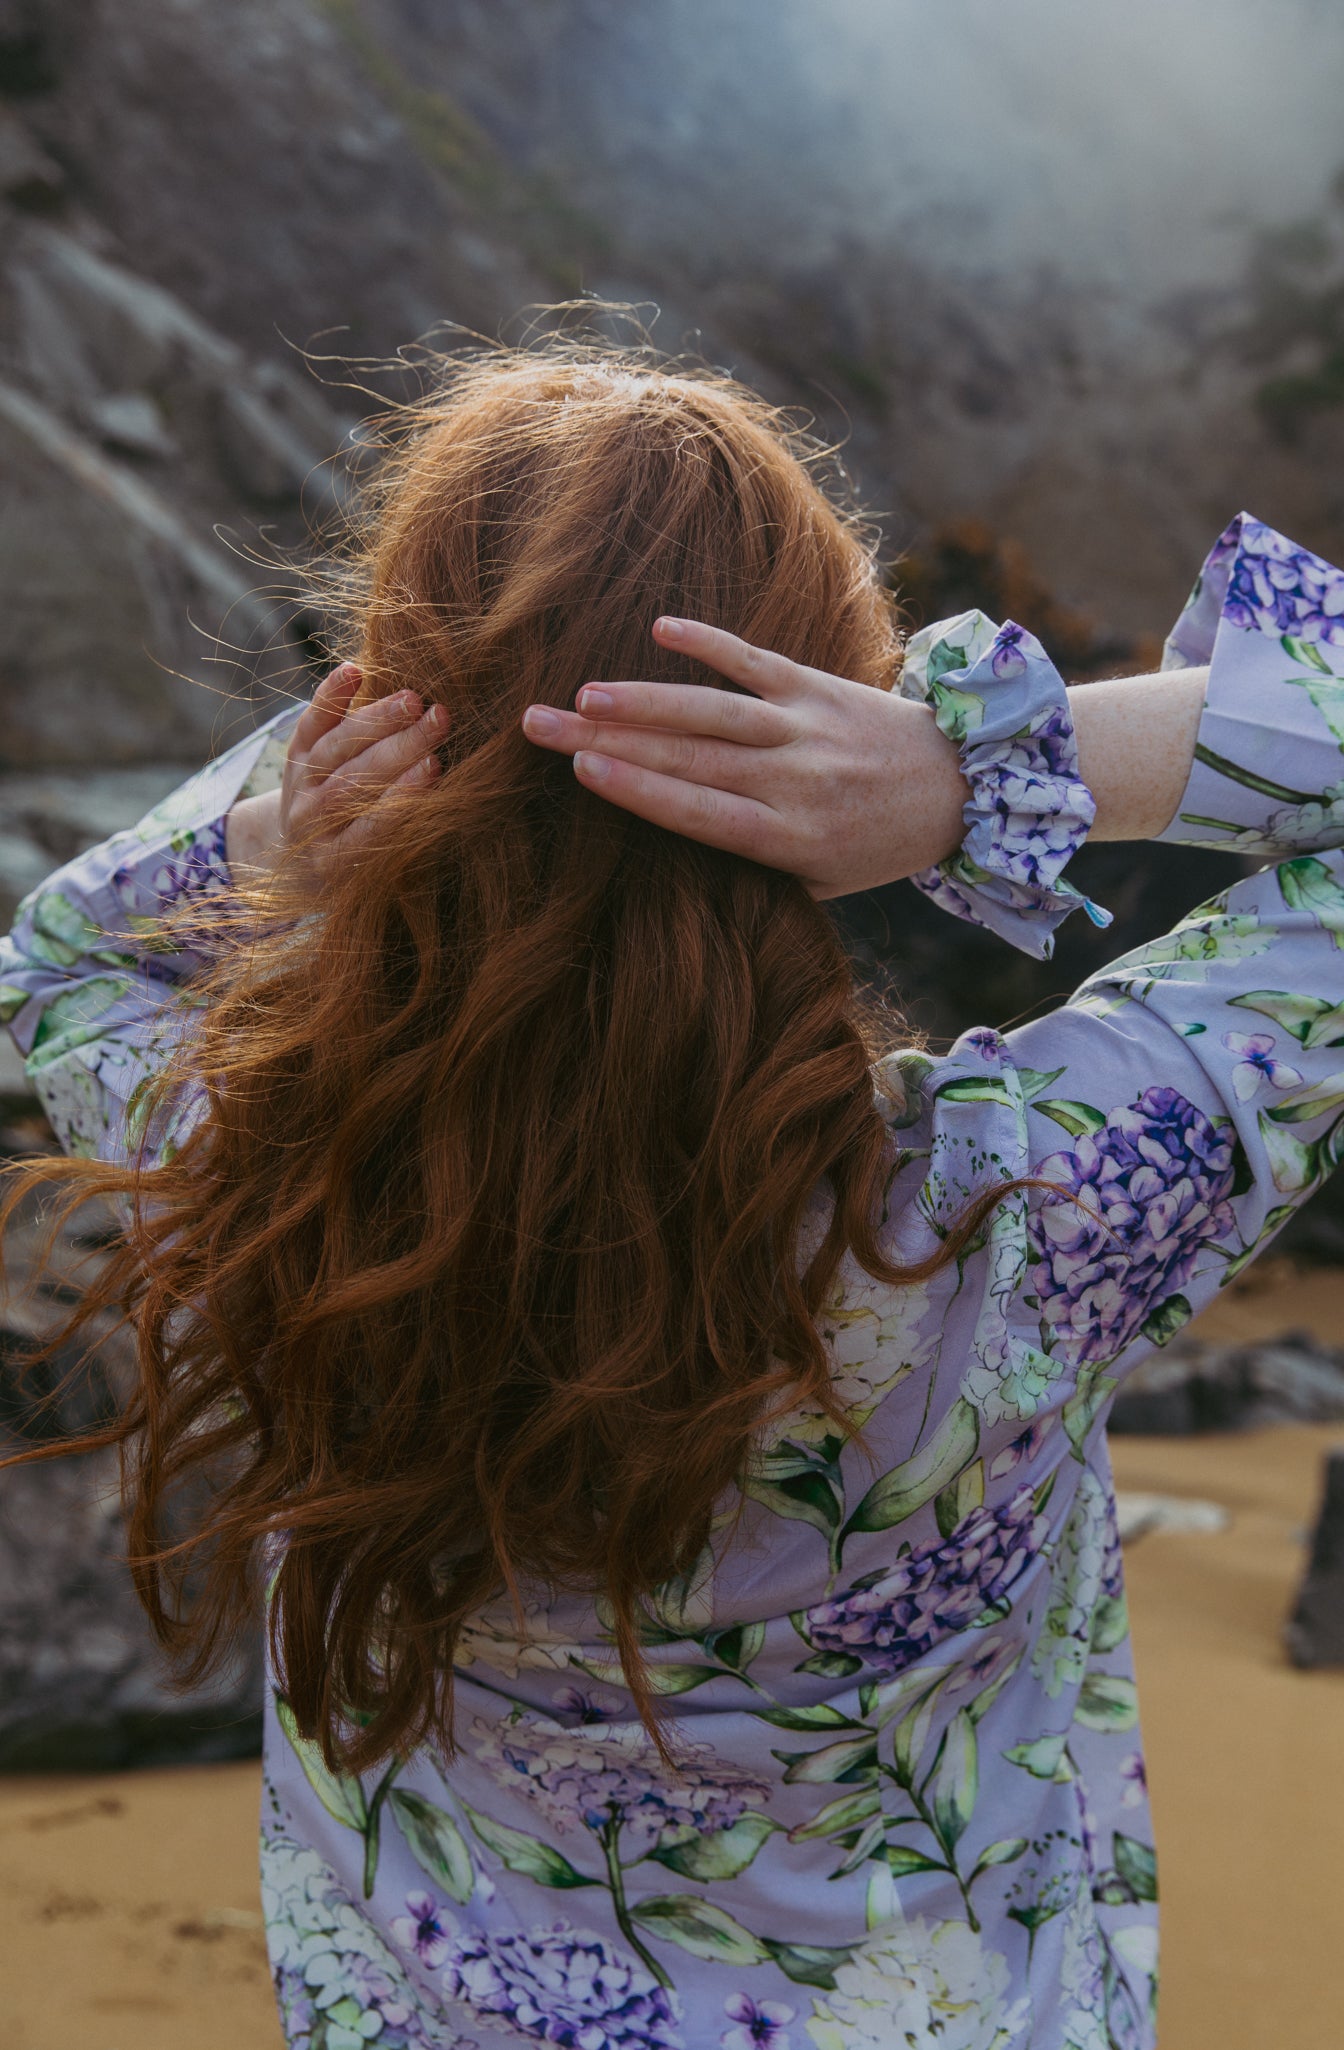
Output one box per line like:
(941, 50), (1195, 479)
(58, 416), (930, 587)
(899, 608), (1112, 960)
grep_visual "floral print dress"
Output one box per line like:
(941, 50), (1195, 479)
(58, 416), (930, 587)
(4, 513), (1344, 2050)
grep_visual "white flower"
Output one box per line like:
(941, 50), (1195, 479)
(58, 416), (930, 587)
(806, 1914), (1029, 2050)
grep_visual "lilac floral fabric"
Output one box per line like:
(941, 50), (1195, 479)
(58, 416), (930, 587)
(900, 609), (1113, 959)
(5, 514), (1344, 2050)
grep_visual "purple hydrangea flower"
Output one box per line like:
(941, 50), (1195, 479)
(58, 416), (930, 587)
(440, 1921), (682, 2048)
(802, 1483), (1049, 1673)
(391, 1891), (454, 1970)
(721, 1991), (794, 2048)
(471, 1712), (769, 1853)
(1223, 1030), (1303, 1103)
(1221, 518), (1344, 647)
(1028, 1085), (1237, 1370)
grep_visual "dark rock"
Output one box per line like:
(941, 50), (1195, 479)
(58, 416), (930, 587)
(1284, 1448), (1344, 1669)
(0, 1182), (262, 1770)
(1110, 1332), (1344, 1435)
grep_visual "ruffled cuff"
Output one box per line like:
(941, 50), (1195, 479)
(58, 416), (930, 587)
(1155, 512), (1344, 856)
(899, 609), (1112, 960)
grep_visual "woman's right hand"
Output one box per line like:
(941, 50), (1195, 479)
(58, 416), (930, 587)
(521, 618), (971, 899)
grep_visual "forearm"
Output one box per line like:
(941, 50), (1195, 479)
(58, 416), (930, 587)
(1069, 666), (1209, 843)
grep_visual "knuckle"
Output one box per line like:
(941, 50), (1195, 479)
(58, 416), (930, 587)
(688, 783), (719, 828)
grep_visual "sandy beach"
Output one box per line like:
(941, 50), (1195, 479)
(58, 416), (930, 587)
(2, 1264), (1342, 2050)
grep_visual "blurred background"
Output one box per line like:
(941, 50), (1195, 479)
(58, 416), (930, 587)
(1, 4), (1343, 2047)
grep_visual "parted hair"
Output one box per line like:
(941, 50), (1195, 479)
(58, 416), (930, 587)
(0, 349), (1005, 1770)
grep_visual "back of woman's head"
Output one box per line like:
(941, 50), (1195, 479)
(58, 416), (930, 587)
(6, 349), (916, 1769)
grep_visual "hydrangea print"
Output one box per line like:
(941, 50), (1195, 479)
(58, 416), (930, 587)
(260, 1832), (453, 2050)
(469, 1711), (770, 1853)
(440, 1921), (682, 2048)
(802, 1484), (1049, 1674)
(1029, 1086), (1237, 1370)
(1219, 518), (1344, 647)
(804, 1913), (1029, 2050)
(1031, 1468), (1108, 1700)
(975, 707), (1088, 893)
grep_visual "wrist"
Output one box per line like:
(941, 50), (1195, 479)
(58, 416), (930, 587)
(224, 788), (284, 878)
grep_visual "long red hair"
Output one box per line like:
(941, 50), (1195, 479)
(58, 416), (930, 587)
(0, 351), (1000, 1770)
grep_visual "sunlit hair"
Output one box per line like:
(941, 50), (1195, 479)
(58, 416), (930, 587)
(0, 347), (1013, 1771)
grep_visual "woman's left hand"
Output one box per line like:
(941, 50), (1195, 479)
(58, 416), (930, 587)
(225, 664), (448, 889)
(521, 618), (969, 899)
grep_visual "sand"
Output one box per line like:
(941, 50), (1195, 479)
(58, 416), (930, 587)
(2, 1268), (1342, 2050)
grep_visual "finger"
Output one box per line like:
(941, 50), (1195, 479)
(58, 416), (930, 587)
(526, 706), (772, 791)
(302, 688), (428, 778)
(290, 664), (361, 754)
(651, 617), (815, 702)
(334, 750), (443, 855)
(571, 749), (790, 865)
(318, 702), (450, 801)
(569, 681), (793, 745)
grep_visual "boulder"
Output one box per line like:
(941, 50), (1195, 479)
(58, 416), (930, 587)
(0, 1183), (263, 1769)
(1284, 1448), (1344, 1670)
(1109, 1332), (1344, 1435)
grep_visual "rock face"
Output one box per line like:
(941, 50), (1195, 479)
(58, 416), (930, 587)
(1285, 1449), (1344, 1670)
(1109, 1333), (1344, 1436)
(0, 1180), (263, 1769)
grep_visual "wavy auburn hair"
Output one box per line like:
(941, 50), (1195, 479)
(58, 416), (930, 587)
(0, 350), (1004, 1770)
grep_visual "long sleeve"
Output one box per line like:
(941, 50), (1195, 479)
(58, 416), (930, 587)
(0, 701), (303, 1164)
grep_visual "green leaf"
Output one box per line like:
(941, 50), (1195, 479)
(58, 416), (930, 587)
(891, 1676), (951, 1780)
(274, 1698), (367, 1830)
(787, 1784), (882, 1843)
(707, 1621), (766, 1672)
(389, 1790), (475, 1904)
(828, 1814), (886, 1879)
(796, 1651), (865, 1680)
(935, 1076), (1016, 1107)
(1278, 856), (1344, 927)
(1265, 1067), (1344, 1123)
(1138, 1294), (1192, 1348)
(928, 1709), (978, 1850)
(462, 1804), (596, 1889)
(1282, 634), (1336, 677)
(760, 1938), (855, 1990)
(970, 1837), (1029, 1880)
(754, 1703), (868, 1733)
(1033, 1099), (1108, 1138)
(1090, 1592), (1130, 1655)
(1002, 1731), (1069, 1780)
(744, 1468), (842, 1540)
(935, 1458), (985, 1540)
(630, 1895), (768, 1967)
(1113, 1832), (1159, 1903)
(649, 1811), (777, 1881)
(844, 1400), (980, 1537)
(575, 1658), (715, 1697)
(1230, 989), (1344, 1048)
(774, 1733), (879, 1784)
(884, 1842), (948, 1878)
(1018, 1065), (1067, 1101)
(1075, 1673), (1139, 1732)
(0, 983), (31, 1023)
(1063, 1370), (1117, 1460)
(1257, 1110), (1321, 1194)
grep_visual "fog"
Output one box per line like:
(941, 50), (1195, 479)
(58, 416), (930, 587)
(442, 0), (1344, 301)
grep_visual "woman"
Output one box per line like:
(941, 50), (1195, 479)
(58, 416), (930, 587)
(2, 347), (1341, 2050)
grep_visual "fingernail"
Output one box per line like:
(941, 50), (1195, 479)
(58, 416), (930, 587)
(523, 706), (561, 739)
(656, 617), (684, 642)
(336, 662), (361, 688)
(423, 703), (449, 732)
(574, 750), (611, 782)
(398, 691), (421, 714)
(418, 753), (439, 778)
(578, 687), (614, 716)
